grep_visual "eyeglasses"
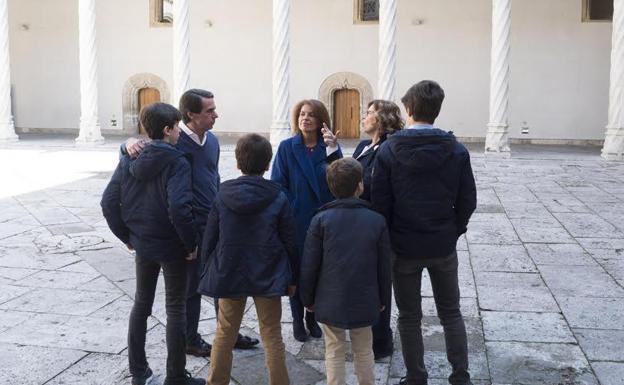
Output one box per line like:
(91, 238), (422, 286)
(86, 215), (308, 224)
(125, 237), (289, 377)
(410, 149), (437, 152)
(363, 110), (376, 117)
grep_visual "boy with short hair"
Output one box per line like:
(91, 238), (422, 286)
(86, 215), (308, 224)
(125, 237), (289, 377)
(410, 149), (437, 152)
(300, 157), (392, 385)
(199, 133), (298, 385)
(101, 102), (204, 385)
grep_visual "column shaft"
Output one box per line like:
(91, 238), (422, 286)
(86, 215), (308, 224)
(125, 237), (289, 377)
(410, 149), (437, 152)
(602, 0), (624, 160)
(270, 0), (291, 146)
(378, 0), (397, 101)
(172, 0), (191, 104)
(485, 0), (511, 155)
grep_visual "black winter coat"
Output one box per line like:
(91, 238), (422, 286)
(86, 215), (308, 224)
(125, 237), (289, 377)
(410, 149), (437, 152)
(371, 128), (477, 260)
(352, 135), (388, 202)
(101, 141), (197, 261)
(198, 176), (298, 298)
(299, 198), (392, 329)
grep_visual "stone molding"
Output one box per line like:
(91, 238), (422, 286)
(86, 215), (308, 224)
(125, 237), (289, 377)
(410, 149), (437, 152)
(122, 73), (170, 135)
(318, 72), (373, 139)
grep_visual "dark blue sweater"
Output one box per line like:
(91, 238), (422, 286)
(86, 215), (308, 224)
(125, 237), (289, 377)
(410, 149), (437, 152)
(176, 130), (220, 234)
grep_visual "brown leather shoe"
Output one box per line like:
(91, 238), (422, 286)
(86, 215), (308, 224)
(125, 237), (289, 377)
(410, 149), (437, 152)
(185, 339), (211, 357)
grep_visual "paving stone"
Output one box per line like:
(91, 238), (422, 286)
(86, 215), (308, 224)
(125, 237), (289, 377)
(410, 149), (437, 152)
(390, 347), (489, 380)
(538, 193), (591, 213)
(552, 212), (623, 238)
(0, 267), (38, 281)
(44, 353), (129, 385)
(0, 309), (31, 333)
(558, 297), (624, 329)
(24, 204), (82, 226)
(0, 313), (132, 353)
(486, 341), (598, 385)
(576, 237), (624, 250)
(481, 311), (575, 343)
(421, 296), (479, 318)
(16, 270), (101, 290)
(0, 288), (121, 316)
(596, 257), (624, 281)
(0, 284), (31, 305)
(0, 242), (81, 270)
(465, 214), (521, 245)
(420, 316), (485, 353)
(469, 244), (537, 272)
(46, 223), (95, 236)
(0, 343), (87, 385)
(573, 329), (624, 361)
(510, 218), (575, 243)
(502, 203), (551, 219)
(78, 276), (123, 293)
(474, 272), (558, 312)
(525, 243), (597, 266)
(34, 233), (113, 255)
(591, 362), (624, 385)
(76, 248), (136, 282)
(566, 186), (619, 204)
(89, 295), (134, 318)
(231, 350), (324, 385)
(539, 265), (624, 298)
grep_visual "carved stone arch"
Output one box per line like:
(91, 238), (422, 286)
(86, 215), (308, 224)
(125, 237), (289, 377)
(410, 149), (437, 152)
(318, 72), (374, 138)
(122, 73), (170, 134)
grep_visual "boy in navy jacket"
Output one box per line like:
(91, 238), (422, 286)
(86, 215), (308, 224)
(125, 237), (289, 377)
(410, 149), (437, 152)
(200, 134), (297, 385)
(300, 158), (392, 385)
(101, 103), (204, 385)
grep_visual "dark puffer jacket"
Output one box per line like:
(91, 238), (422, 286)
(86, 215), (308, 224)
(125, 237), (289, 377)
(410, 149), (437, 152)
(371, 128), (477, 260)
(299, 198), (392, 329)
(198, 176), (298, 298)
(101, 141), (197, 261)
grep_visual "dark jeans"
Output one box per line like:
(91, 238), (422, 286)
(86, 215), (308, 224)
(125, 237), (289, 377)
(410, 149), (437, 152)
(393, 251), (470, 385)
(128, 255), (187, 384)
(186, 256), (203, 347)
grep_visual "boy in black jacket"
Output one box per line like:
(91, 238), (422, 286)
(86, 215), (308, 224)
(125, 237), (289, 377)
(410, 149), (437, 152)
(300, 158), (392, 385)
(101, 103), (204, 385)
(200, 134), (298, 385)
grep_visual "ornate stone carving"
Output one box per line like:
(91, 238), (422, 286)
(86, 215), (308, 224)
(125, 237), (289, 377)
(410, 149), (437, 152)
(485, 0), (511, 154)
(76, 0), (103, 144)
(319, 72), (373, 138)
(270, 0), (292, 146)
(603, 0), (624, 160)
(172, 0), (191, 103)
(122, 73), (170, 134)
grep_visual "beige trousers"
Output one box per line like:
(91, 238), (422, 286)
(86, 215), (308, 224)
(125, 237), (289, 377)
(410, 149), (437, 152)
(207, 297), (289, 385)
(321, 323), (375, 385)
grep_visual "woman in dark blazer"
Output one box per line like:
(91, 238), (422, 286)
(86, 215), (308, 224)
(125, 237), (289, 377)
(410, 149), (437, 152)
(271, 99), (342, 342)
(353, 99), (403, 359)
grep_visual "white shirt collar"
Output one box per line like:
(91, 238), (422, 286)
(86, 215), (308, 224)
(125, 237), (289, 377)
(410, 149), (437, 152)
(180, 122), (206, 146)
(406, 123), (434, 130)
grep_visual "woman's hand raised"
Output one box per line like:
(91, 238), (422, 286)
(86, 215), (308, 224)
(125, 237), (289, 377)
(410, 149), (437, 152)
(321, 123), (340, 148)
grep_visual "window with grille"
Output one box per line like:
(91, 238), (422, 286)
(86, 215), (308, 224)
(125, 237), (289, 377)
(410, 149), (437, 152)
(583, 0), (613, 22)
(150, 0), (173, 27)
(354, 0), (379, 24)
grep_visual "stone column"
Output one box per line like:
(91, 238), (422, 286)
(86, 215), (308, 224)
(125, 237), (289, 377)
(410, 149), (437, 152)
(270, 0), (291, 146)
(378, 0), (397, 101)
(0, 0), (16, 141)
(602, 0), (624, 160)
(76, 0), (103, 144)
(485, 0), (511, 155)
(172, 0), (191, 104)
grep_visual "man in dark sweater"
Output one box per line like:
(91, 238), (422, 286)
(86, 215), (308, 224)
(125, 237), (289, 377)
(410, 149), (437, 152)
(126, 89), (258, 357)
(371, 80), (477, 385)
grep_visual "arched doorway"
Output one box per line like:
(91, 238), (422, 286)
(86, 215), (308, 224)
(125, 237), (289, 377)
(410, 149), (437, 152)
(138, 87), (161, 134)
(122, 73), (170, 135)
(333, 89), (360, 139)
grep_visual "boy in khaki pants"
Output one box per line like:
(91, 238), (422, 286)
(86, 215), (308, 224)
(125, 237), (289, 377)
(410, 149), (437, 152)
(300, 158), (392, 385)
(199, 134), (298, 385)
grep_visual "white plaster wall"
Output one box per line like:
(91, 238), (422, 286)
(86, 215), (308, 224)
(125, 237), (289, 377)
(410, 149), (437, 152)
(7, 0), (613, 140)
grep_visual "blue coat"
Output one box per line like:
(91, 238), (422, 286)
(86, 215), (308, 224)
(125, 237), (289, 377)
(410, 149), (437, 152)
(371, 128), (477, 260)
(198, 176), (298, 298)
(101, 141), (197, 261)
(271, 134), (343, 252)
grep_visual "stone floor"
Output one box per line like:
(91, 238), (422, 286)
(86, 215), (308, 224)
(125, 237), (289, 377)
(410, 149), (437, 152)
(0, 135), (623, 385)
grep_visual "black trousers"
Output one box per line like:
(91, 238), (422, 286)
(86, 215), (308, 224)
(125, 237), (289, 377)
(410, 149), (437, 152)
(393, 251), (470, 385)
(186, 256), (203, 347)
(128, 255), (187, 385)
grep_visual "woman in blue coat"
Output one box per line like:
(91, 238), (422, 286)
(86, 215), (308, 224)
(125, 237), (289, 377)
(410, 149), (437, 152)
(271, 99), (342, 342)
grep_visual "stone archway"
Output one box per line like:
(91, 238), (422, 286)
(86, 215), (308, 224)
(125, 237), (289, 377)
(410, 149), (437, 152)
(122, 73), (170, 134)
(319, 72), (374, 139)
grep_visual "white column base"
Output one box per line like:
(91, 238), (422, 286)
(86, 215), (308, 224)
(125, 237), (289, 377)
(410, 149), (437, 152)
(0, 122), (17, 141)
(602, 127), (624, 160)
(485, 123), (511, 156)
(75, 121), (104, 145)
(270, 121), (291, 147)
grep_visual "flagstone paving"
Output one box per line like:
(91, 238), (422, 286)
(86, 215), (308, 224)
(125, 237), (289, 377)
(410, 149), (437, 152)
(0, 137), (623, 385)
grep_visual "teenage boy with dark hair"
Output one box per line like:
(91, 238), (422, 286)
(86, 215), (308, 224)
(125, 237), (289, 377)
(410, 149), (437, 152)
(300, 157), (392, 385)
(125, 89), (259, 357)
(199, 134), (298, 385)
(101, 103), (205, 385)
(371, 80), (477, 385)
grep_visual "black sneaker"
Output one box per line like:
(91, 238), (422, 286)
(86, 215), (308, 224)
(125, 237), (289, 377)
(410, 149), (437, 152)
(185, 338), (211, 357)
(184, 370), (206, 385)
(234, 333), (259, 349)
(397, 377), (426, 385)
(131, 367), (153, 385)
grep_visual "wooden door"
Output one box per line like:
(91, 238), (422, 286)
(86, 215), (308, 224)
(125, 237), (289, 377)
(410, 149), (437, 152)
(333, 89), (360, 139)
(138, 88), (161, 134)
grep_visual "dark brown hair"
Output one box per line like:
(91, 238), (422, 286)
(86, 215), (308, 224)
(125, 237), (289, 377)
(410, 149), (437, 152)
(326, 158), (363, 199)
(179, 89), (214, 124)
(368, 99), (404, 135)
(401, 80), (445, 124)
(139, 102), (182, 140)
(235, 134), (273, 175)
(291, 99), (331, 136)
